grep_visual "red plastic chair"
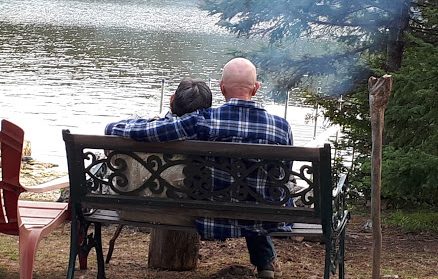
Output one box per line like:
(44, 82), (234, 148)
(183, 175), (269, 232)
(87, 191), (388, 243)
(0, 119), (70, 279)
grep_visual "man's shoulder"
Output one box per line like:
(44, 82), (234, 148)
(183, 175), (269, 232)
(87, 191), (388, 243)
(260, 109), (289, 123)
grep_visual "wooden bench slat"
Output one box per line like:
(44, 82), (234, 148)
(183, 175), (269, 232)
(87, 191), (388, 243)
(86, 209), (196, 232)
(292, 223), (322, 229)
(83, 201), (321, 224)
(82, 194), (321, 224)
(64, 135), (322, 161)
(86, 210), (324, 236)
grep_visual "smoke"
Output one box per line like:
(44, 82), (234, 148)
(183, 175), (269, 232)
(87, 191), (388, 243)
(200, 0), (412, 97)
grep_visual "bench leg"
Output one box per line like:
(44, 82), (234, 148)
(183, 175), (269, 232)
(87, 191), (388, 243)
(94, 222), (106, 279)
(323, 235), (331, 279)
(105, 224), (124, 264)
(66, 218), (79, 279)
(78, 223), (94, 270)
(338, 228), (346, 279)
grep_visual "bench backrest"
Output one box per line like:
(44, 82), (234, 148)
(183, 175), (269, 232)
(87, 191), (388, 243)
(63, 130), (333, 226)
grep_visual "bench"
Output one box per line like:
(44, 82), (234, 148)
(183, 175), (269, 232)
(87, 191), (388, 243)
(62, 129), (349, 279)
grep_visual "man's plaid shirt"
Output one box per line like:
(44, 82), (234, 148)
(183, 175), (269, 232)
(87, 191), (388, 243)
(105, 99), (294, 239)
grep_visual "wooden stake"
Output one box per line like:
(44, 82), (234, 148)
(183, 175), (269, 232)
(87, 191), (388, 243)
(368, 75), (393, 279)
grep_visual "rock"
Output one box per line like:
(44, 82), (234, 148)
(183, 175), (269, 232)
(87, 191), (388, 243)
(360, 219), (372, 233)
(23, 140), (32, 157)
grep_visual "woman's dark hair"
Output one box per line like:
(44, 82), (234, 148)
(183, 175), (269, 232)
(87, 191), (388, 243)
(171, 78), (213, 116)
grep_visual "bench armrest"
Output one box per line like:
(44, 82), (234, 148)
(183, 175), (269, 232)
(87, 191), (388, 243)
(331, 173), (350, 233)
(332, 173), (347, 198)
(22, 175), (69, 193)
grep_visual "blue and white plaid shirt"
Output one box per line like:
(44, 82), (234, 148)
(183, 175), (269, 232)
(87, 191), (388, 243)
(105, 99), (294, 239)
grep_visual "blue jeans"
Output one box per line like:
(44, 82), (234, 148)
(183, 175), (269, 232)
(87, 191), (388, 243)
(245, 235), (276, 268)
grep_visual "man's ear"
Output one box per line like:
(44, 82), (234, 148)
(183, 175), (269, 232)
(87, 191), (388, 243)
(252, 81), (261, 96)
(220, 81), (226, 97)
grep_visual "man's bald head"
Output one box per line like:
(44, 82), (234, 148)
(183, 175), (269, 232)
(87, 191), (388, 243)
(220, 58), (260, 101)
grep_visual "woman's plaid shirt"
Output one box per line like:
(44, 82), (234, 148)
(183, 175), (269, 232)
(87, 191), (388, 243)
(105, 99), (294, 239)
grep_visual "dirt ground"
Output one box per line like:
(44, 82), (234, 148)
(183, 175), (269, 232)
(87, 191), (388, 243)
(1, 215), (437, 279)
(1, 161), (437, 279)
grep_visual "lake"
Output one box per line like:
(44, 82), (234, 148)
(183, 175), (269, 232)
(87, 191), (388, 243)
(0, 0), (325, 169)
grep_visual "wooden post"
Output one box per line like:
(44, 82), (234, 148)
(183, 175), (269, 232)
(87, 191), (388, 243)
(368, 75), (393, 279)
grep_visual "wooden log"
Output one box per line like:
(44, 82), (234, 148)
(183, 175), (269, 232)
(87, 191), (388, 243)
(368, 75), (393, 279)
(148, 228), (199, 270)
(116, 153), (200, 271)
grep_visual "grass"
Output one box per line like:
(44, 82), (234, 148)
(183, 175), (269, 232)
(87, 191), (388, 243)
(385, 210), (438, 233)
(0, 235), (19, 261)
(348, 201), (438, 234)
(0, 267), (8, 277)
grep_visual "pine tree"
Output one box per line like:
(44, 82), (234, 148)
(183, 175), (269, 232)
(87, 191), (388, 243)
(200, 0), (438, 206)
(200, 0), (412, 93)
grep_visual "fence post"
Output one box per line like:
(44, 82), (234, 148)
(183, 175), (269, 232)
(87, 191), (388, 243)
(159, 79), (165, 114)
(284, 89), (291, 119)
(313, 87), (322, 139)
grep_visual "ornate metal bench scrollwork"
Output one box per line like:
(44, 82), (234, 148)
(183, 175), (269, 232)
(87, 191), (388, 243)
(83, 151), (319, 209)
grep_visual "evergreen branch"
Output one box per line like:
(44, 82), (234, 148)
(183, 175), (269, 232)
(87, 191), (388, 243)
(410, 26), (438, 34)
(310, 19), (383, 29)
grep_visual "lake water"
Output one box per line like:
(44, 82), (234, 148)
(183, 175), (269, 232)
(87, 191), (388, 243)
(0, 0), (326, 170)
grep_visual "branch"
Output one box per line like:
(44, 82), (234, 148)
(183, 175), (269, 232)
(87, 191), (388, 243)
(310, 19), (382, 29)
(410, 26), (438, 34)
(411, 1), (438, 8)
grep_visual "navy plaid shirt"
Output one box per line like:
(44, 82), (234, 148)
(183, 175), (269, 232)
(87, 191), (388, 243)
(105, 99), (294, 239)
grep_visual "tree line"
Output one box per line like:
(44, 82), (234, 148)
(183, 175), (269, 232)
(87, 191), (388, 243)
(200, 0), (438, 207)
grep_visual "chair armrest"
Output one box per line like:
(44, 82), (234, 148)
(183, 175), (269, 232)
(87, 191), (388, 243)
(22, 175), (69, 193)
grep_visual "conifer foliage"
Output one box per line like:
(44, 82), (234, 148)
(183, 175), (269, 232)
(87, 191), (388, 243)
(200, 0), (438, 206)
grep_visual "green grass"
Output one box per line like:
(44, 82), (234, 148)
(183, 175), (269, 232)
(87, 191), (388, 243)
(385, 210), (438, 233)
(0, 267), (6, 276)
(0, 236), (19, 260)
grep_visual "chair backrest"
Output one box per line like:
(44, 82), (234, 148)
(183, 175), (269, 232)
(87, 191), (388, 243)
(0, 119), (25, 234)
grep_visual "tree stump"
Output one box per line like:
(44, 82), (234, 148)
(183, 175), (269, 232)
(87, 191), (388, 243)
(148, 229), (200, 270)
(116, 154), (200, 271)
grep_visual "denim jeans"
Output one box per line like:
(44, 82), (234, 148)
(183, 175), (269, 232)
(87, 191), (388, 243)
(245, 235), (276, 268)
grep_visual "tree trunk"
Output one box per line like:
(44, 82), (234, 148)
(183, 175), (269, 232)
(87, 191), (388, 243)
(148, 229), (200, 271)
(385, 0), (410, 72)
(368, 75), (393, 279)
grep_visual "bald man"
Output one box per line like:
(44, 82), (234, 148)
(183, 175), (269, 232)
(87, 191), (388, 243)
(106, 58), (293, 278)
(220, 57), (260, 101)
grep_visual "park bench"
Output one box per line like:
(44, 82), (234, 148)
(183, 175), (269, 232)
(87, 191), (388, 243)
(62, 129), (349, 279)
